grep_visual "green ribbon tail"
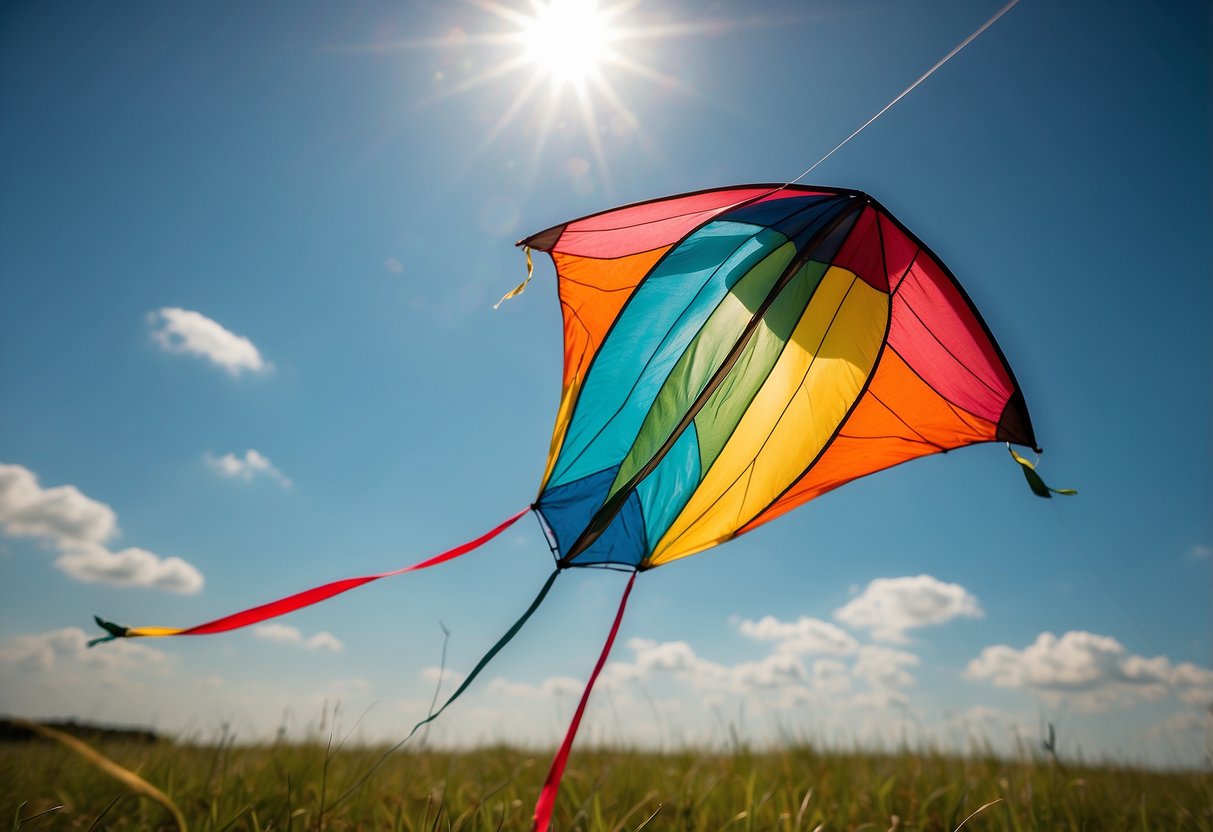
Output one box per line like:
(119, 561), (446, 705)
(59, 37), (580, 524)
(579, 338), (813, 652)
(404, 568), (560, 741)
(88, 615), (130, 648)
(1009, 448), (1077, 498)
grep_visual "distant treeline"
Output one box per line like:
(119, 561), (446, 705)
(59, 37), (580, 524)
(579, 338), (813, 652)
(0, 716), (159, 744)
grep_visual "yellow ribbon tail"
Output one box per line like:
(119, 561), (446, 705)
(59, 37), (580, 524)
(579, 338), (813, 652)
(88, 616), (183, 646)
(126, 627), (186, 638)
(494, 245), (534, 309)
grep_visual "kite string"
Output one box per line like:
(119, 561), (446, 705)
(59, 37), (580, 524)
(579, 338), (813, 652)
(788, 0), (1022, 185)
(1048, 501), (1161, 655)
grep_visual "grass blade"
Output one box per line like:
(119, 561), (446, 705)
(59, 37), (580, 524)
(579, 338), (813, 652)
(14, 718), (187, 832)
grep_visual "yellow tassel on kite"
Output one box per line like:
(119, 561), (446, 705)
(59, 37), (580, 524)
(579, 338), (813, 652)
(494, 245), (534, 309)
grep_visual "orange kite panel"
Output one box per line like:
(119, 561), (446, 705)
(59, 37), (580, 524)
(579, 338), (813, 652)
(739, 348), (997, 535)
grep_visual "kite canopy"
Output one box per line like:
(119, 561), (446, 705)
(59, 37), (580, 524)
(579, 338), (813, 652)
(523, 184), (1038, 572)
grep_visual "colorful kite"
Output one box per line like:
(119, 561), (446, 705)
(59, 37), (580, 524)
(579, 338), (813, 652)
(92, 184), (1070, 831)
(523, 184), (1041, 570)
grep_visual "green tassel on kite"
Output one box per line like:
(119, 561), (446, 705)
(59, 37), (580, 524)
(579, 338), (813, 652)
(1009, 447), (1077, 498)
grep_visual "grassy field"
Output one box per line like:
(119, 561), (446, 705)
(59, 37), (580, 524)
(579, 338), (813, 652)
(3, 734), (1210, 831)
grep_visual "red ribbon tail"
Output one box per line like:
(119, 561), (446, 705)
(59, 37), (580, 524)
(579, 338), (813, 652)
(532, 571), (636, 832)
(96, 507), (532, 641)
(184, 505), (532, 634)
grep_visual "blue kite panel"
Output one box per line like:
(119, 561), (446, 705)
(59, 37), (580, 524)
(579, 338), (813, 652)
(724, 194), (855, 260)
(636, 422), (702, 548)
(537, 467), (648, 567)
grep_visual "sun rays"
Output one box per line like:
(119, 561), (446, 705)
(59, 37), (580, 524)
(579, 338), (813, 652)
(447, 0), (669, 191)
(338, 1), (744, 193)
(326, 2), (804, 194)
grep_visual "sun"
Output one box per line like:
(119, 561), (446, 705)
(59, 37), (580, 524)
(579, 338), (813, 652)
(522, 0), (614, 85)
(381, 0), (733, 191)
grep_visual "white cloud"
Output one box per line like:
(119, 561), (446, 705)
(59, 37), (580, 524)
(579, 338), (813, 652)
(253, 624), (301, 643)
(205, 449), (292, 488)
(0, 463), (116, 546)
(626, 638), (707, 674)
(487, 676), (585, 699)
(736, 615), (859, 655)
(811, 659), (852, 695)
(847, 688), (911, 711)
(305, 632), (344, 652)
(252, 624), (343, 652)
(852, 645), (920, 690)
(1189, 544), (1211, 560)
(968, 631), (1152, 691)
(1171, 663), (1213, 707)
(605, 638), (822, 698)
(0, 627), (170, 689)
(597, 628), (923, 706)
(834, 575), (982, 643)
(0, 463), (203, 594)
(384, 257), (404, 274)
(731, 652), (807, 690)
(621, 638), (746, 691)
(965, 631), (1211, 711)
(601, 638), (745, 694)
(148, 307), (269, 376)
(56, 545), (203, 594)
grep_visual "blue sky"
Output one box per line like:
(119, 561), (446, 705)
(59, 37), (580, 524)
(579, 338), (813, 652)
(1, 0), (1209, 767)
